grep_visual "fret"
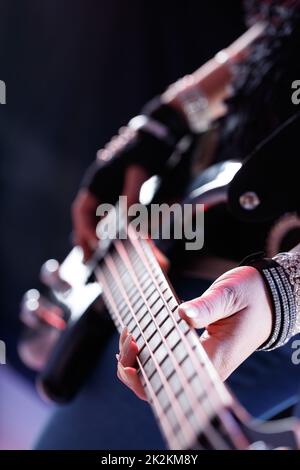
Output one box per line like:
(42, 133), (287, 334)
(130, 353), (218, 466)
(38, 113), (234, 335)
(173, 342), (188, 364)
(141, 356), (156, 379)
(157, 386), (171, 412)
(188, 371), (199, 386)
(119, 267), (128, 280)
(153, 343), (168, 364)
(121, 310), (132, 325)
(144, 284), (156, 299)
(147, 291), (160, 308)
(147, 331), (163, 351)
(159, 317), (174, 336)
(138, 312), (152, 330)
(150, 374), (165, 394)
(139, 350), (151, 368)
(116, 298), (126, 310)
(184, 330), (207, 368)
(177, 391), (193, 415)
(165, 366), (176, 383)
(151, 298), (165, 316)
(105, 285), (131, 326)
(131, 324), (141, 339)
(159, 355), (173, 378)
(177, 317), (190, 334)
(143, 321), (156, 341)
(116, 302), (129, 316)
(131, 296), (144, 312)
(142, 343), (169, 379)
(129, 286), (143, 302)
(168, 373), (183, 397)
(146, 288), (158, 303)
(140, 276), (152, 290)
(134, 334), (143, 349)
(155, 306), (169, 326)
(131, 327), (142, 343)
(165, 328), (181, 350)
(133, 324), (146, 341)
(133, 263), (146, 278)
(167, 297), (178, 311)
(110, 288), (124, 307)
(128, 289), (140, 304)
(165, 406), (180, 432)
(180, 357), (197, 381)
(135, 304), (148, 320)
(125, 315), (135, 329)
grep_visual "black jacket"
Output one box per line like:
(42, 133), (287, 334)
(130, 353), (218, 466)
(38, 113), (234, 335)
(229, 111), (300, 223)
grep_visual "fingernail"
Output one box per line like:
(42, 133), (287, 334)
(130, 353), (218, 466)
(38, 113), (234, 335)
(123, 334), (133, 354)
(119, 327), (128, 350)
(179, 304), (199, 319)
(116, 353), (120, 361)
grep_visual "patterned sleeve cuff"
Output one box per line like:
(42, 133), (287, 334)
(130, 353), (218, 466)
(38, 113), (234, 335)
(273, 252), (300, 338)
(240, 252), (299, 351)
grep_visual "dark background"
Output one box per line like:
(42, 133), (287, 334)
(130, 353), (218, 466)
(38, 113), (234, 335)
(0, 0), (245, 373)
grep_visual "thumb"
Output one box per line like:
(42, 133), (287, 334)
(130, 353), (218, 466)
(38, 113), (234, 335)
(178, 281), (246, 329)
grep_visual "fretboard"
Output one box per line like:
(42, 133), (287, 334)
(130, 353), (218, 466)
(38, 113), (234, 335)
(95, 228), (247, 450)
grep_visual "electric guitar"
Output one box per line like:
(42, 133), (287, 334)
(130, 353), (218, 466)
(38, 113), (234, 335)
(19, 160), (300, 449)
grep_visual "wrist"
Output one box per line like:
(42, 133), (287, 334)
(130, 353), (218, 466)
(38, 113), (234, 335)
(273, 252), (300, 339)
(240, 253), (297, 351)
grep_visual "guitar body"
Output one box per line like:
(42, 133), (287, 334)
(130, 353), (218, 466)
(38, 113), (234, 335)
(20, 159), (300, 449)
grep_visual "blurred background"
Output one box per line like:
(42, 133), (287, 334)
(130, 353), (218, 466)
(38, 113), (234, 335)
(0, 0), (245, 449)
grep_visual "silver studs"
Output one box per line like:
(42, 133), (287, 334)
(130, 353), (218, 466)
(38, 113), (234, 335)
(239, 191), (260, 210)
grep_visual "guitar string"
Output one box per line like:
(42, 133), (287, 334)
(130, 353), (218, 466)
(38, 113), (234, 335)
(112, 238), (229, 449)
(140, 236), (232, 405)
(139, 237), (249, 450)
(106, 205), (231, 408)
(96, 268), (185, 450)
(126, 227), (246, 449)
(95, 209), (243, 448)
(102, 253), (197, 449)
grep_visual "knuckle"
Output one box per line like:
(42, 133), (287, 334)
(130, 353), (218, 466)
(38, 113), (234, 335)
(222, 286), (237, 309)
(198, 297), (215, 321)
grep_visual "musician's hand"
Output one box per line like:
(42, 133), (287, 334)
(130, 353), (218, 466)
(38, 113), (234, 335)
(72, 189), (100, 261)
(72, 165), (149, 261)
(116, 327), (147, 401)
(117, 266), (273, 398)
(179, 266), (273, 381)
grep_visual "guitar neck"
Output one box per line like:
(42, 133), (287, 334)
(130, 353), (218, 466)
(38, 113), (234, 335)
(95, 228), (248, 450)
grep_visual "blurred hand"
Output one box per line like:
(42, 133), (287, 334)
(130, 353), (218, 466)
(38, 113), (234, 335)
(72, 188), (99, 261)
(72, 165), (149, 261)
(117, 265), (273, 399)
